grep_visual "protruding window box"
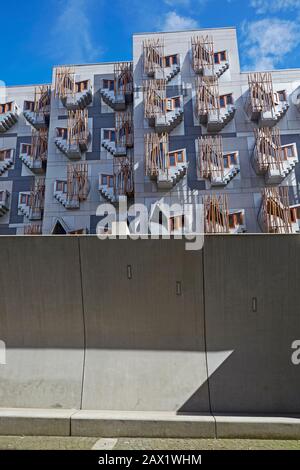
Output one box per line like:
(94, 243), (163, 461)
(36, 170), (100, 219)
(214, 50), (229, 78)
(0, 101), (19, 132)
(61, 79), (93, 110)
(246, 73), (288, 126)
(0, 190), (10, 215)
(101, 63), (133, 111)
(19, 142), (46, 174)
(18, 189), (44, 220)
(196, 77), (235, 132)
(258, 187), (296, 233)
(196, 136), (239, 186)
(23, 87), (51, 129)
(253, 128), (298, 184)
(55, 110), (90, 160)
(0, 148), (14, 176)
(144, 80), (183, 132)
(54, 179), (80, 210)
(54, 163), (89, 210)
(102, 129), (116, 156)
(98, 174), (116, 203)
(163, 54), (181, 82)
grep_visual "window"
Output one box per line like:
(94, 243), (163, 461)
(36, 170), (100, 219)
(21, 144), (32, 155)
(0, 149), (12, 161)
(229, 212), (244, 228)
(0, 102), (13, 114)
(214, 51), (227, 64)
(169, 215), (185, 232)
(177, 151), (184, 163)
(56, 128), (67, 139)
(290, 206), (300, 223)
(76, 80), (89, 93)
(103, 79), (114, 91)
(282, 144), (295, 160)
(101, 174), (114, 187)
(19, 193), (30, 205)
(169, 155), (176, 166)
(56, 181), (67, 193)
(24, 101), (34, 112)
(223, 152), (238, 167)
(276, 90), (287, 102)
(166, 96), (181, 111)
(103, 129), (115, 141)
(164, 54), (178, 67)
(168, 150), (185, 166)
(219, 94), (233, 108)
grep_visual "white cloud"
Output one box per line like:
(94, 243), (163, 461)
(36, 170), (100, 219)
(251, 0), (300, 14)
(159, 11), (199, 31)
(242, 18), (300, 70)
(49, 0), (101, 64)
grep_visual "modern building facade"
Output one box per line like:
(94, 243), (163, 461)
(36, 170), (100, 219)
(1, 26), (300, 235)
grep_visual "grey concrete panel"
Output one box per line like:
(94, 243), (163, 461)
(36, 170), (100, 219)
(0, 237), (85, 408)
(79, 238), (210, 412)
(204, 235), (300, 414)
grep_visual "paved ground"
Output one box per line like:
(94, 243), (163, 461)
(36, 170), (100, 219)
(0, 436), (300, 450)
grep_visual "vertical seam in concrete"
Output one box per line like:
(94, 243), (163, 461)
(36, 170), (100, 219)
(78, 237), (87, 411)
(202, 242), (217, 438)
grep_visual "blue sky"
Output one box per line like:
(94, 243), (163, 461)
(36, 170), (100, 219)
(1, 0), (300, 85)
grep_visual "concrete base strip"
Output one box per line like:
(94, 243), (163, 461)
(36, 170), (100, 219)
(71, 411), (215, 438)
(0, 409), (300, 439)
(215, 415), (300, 440)
(0, 408), (76, 436)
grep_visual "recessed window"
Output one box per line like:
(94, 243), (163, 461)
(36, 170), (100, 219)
(282, 144), (295, 160)
(21, 144), (32, 155)
(169, 214), (185, 232)
(219, 94), (233, 108)
(56, 181), (67, 193)
(20, 193), (30, 205)
(214, 51), (227, 64)
(0, 102), (13, 114)
(103, 79), (114, 91)
(229, 211), (244, 228)
(164, 54), (178, 67)
(0, 149), (12, 161)
(103, 129), (115, 141)
(101, 174), (114, 187)
(277, 90), (287, 102)
(76, 80), (89, 92)
(24, 100), (35, 112)
(56, 128), (67, 139)
(169, 155), (176, 166)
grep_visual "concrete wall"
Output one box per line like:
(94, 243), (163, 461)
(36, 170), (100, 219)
(0, 235), (299, 414)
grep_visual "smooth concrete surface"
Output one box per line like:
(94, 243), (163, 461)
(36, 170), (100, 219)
(0, 235), (299, 425)
(0, 237), (85, 409)
(71, 410), (215, 438)
(204, 235), (300, 414)
(0, 408), (76, 436)
(79, 238), (209, 412)
(215, 415), (300, 440)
